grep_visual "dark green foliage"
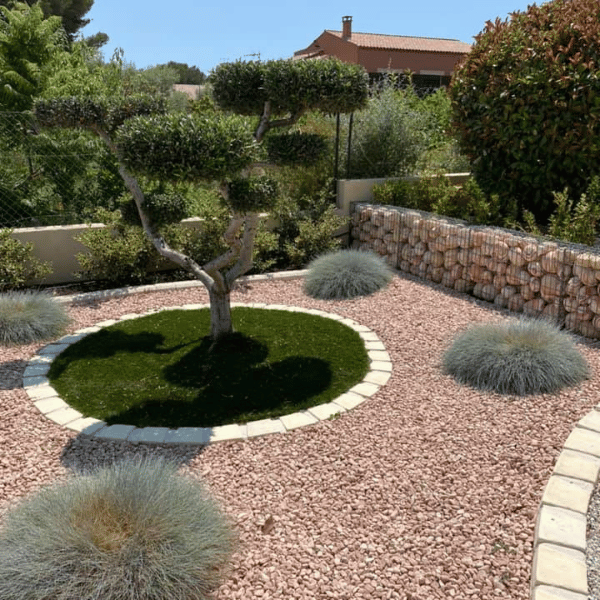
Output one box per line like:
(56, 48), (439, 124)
(225, 175), (279, 213)
(34, 94), (166, 133)
(304, 249), (393, 300)
(449, 0), (600, 222)
(442, 318), (589, 395)
(165, 61), (206, 84)
(115, 113), (257, 182)
(0, 0), (96, 40)
(120, 191), (194, 227)
(0, 290), (71, 344)
(343, 82), (433, 178)
(75, 208), (166, 285)
(211, 58), (369, 117)
(0, 229), (52, 289)
(371, 176), (505, 225)
(0, 456), (236, 600)
(520, 178), (600, 245)
(265, 131), (328, 166)
(48, 307), (369, 426)
(0, 2), (65, 111)
(76, 207), (231, 286)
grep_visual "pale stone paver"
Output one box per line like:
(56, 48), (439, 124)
(23, 364), (51, 377)
(563, 427), (600, 457)
(93, 424), (136, 441)
(164, 427), (211, 445)
(333, 392), (368, 411)
(363, 370), (392, 386)
(22, 375), (50, 388)
(531, 544), (587, 595)
(65, 417), (105, 433)
(45, 407), (84, 426)
(553, 448), (600, 483)
(36, 344), (69, 356)
(127, 427), (170, 444)
(33, 396), (68, 414)
(535, 505), (586, 551)
(541, 475), (594, 514)
(349, 381), (380, 397)
(210, 424), (248, 442)
(307, 402), (345, 421)
(577, 408), (600, 433)
(532, 585), (588, 600)
(370, 360), (393, 372)
(279, 411), (319, 431)
(247, 418), (286, 438)
(365, 341), (386, 351)
(80, 420), (107, 436)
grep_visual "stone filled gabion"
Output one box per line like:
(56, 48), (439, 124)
(351, 203), (600, 339)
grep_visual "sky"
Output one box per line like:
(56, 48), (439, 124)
(80, 0), (546, 74)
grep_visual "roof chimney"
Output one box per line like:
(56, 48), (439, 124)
(342, 16), (352, 39)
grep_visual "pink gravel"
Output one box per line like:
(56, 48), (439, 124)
(1, 273), (599, 600)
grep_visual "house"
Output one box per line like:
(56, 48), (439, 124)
(293, 16), (471, 89)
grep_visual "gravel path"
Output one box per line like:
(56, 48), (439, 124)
(2, 273), (600, 600)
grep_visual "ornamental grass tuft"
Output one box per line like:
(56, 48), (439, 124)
(0, 456), (236, 600)
(0, 290), (71, 345)
(304, 249), (393, 300)
(442, 317), (590, 395)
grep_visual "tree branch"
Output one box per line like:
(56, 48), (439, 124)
(226, 213), (260, 285)
(93, 126), (215, 290)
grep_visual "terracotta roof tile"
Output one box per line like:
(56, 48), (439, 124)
(327, 30), (471, 54)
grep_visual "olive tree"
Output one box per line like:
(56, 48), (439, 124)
(35, 58), (369, 340)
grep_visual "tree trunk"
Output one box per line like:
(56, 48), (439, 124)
(208, 286), (233, 340)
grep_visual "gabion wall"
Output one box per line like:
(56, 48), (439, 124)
(351, 203), (600, 338)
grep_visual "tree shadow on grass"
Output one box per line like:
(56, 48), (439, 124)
(105, 332), (333, 428)
(48, 329), (193, 378)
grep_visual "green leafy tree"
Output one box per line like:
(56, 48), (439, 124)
(0, 2), (64, 111)
(0, 0), (95, 41)
(449, 0), (600, 222)
(165, 61), (206, 85)
(35, 57), (368, 340)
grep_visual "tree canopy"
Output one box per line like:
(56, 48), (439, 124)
(35, 57), (370, 339)
(0, 0), (95, 40)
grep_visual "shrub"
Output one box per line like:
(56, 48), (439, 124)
(115, 112), (258, 182)
(442, 318), (589, 395)
(343, 82), (431, 178)
(519, 177), (600, 245)
(0, 456), (236, 600)
(371, 176), (504, 225)
(304, 249), (393, 300)
(449, 0), (600, 222)
(0, 229), (53, 290)
(265, 131), (329, 166)
(120, 192), (195, 227)
(0, 291), (71, 345)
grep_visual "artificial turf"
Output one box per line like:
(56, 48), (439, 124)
(48, 307), (369, 428)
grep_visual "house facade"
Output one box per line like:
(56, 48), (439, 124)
(294, 16), (471, 88)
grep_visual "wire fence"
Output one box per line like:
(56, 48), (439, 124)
(0, 111), (125, 228)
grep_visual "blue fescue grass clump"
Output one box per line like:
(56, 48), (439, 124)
(304, 249), (393, 300)
(0, 456), (236, 600)
(0, 291), (71, 345)
(442, 317), (590, 395)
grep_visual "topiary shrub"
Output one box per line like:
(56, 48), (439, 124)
(0, 290), (71, 345)
(449, 0), (600, 223)
(0, 456), (236, 600)
(0, 229), (53, 291)
(304, 249), (393, 300)
(442, 318), (590, 395)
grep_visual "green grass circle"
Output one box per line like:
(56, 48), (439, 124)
(48, 307), (370, 428)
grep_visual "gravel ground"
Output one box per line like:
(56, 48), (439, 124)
(2, 273), (600, 600)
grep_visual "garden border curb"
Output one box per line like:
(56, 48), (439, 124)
(22, 296), (392, 446)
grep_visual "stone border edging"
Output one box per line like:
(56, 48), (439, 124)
(530, 405), (600, 599)
(22, 302), (392, 446)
